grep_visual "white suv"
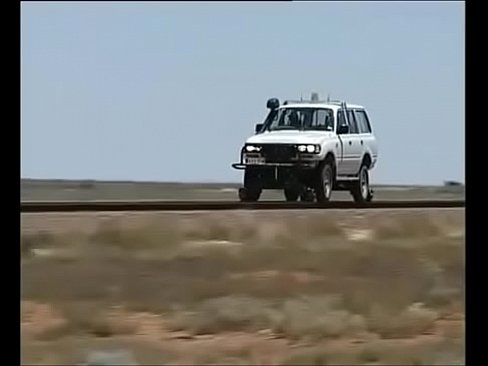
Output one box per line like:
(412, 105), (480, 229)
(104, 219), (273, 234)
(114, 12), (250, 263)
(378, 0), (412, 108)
(232, 94), (378, 203)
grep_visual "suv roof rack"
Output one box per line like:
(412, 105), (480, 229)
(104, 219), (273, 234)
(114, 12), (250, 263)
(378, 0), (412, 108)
(282, 93), (350, 109)
(326, 99), (348, 109)
(283, 99), (327, 105)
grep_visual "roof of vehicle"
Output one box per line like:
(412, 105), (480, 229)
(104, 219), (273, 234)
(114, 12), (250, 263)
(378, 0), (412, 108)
(279, 102), (365, 110)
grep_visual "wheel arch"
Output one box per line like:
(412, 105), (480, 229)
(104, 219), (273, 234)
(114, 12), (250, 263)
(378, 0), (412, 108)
(322, 151), (337, 182)
(361, 153), (372, 169)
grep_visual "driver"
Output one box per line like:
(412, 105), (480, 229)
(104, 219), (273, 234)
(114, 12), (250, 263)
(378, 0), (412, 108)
(288, 110), (300, 128)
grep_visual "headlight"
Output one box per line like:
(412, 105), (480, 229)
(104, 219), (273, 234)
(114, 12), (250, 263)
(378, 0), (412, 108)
(245, 145), (261, 152)
(297, 144), (320, 154)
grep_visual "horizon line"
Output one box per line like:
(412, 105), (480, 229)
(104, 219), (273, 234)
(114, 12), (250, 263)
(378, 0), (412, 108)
(21, 177), (464, 188)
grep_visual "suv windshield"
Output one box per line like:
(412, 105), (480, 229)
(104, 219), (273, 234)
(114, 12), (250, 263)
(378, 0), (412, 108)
(267, 108), (334, 132)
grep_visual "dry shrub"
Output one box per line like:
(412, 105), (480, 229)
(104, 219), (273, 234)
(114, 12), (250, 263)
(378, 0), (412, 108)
(188, 353), (252, 366)
(417, 238), (464, 268)
(265, 216), (343, 249)
(189, 344), (257, 365)
(21, 232), (58, 257)
(328, 245), (439, 314)
(168, 296), (273, 335)
(431, 340), (465, 365)
(89, 220), (182, 252)
(299, 215), (343, 239)
(182, 215), (269, 243)
(280, 215), (343, 241)
(373, 213), (443, 240)
(181, 215), (262, 244)
(367, 303), (438, 339)
(183, 217), (233, 242)
(168, 295), (366, 340)
(181, 214), (343, 247)
(358, 341), (395, 364)
(273, 295), (366, 340)
(426, 286), (463, 310)
(438, 320), (464, 339)
(358, 342), (381, 364)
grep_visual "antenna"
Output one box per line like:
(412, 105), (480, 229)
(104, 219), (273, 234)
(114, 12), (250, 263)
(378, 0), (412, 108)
(300, 93), (303, 102)
(327, 94), (330, 103)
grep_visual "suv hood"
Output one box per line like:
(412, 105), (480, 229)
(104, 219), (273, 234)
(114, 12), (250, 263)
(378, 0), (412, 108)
(246, 130), (334, 145)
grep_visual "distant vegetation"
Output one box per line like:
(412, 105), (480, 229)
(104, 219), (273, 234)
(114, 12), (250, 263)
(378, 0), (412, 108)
(21, 178), (465, 202)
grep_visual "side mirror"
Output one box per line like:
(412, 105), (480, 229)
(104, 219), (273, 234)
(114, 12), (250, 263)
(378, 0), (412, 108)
(337, 124), (349, 135)
(266, 98), (280, 110)
(255, 123), (264, 134)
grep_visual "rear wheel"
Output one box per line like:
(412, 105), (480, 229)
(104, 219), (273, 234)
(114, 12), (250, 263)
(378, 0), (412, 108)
(315, 162), (334, 202)
(351, 165), (373, 203)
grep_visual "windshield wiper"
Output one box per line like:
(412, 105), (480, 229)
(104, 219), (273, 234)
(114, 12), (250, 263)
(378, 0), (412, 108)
(271, 126), (300, 131)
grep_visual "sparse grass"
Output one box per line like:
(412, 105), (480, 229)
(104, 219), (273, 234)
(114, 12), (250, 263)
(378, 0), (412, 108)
(21, 209), (464, 365)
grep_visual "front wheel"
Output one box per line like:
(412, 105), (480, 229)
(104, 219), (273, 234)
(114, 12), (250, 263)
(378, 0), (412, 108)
(240, 169), (262, 202)
(351, 165), (373, 203)
(315, 162), (334, 202)
(238, 187), (261, 202)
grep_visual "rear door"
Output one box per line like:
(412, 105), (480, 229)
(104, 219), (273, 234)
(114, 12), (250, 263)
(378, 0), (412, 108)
(336, 109), (356, 175)
(354, 109), (377, 166)
(345, 109), (363, 174)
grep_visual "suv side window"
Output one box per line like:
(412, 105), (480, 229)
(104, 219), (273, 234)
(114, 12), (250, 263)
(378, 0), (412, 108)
(346, 110), (359, 134)
(337, 109), (346, 132)
(355, 110), (372, 134)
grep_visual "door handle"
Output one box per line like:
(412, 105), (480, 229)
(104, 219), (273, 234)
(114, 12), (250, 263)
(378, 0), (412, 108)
(349, 141), (352, 145)
(361, 140), (363, 145)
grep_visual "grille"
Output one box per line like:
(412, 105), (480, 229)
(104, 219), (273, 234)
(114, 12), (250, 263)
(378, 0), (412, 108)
(261, 144), (296, 163)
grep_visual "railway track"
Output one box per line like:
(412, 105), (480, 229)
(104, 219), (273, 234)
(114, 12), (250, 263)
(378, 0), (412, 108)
(21, 200), (465, 213)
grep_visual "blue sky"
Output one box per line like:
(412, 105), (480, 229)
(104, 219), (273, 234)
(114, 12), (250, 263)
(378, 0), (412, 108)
(21, 1), (464, 185)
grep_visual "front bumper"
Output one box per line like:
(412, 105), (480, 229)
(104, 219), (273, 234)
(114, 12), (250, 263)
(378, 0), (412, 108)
(231, 161), (319, 170)
(232, 145), (322, 170)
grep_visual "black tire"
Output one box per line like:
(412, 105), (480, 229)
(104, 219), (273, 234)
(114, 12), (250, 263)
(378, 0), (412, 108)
(238, 187), (261, 202)
(315, 161), (334, 202)
(284, 188), (300, 202)
(240, 169), (262, 202)
(351, 165), (373, 203)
